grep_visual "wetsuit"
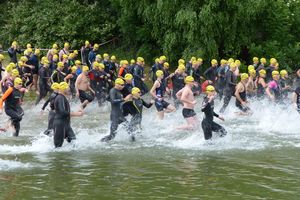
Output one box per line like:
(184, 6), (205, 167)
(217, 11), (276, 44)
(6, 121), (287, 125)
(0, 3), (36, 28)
(1, 78), (13, 93)
(88, 50), (97, 69)
(268, 80), (282, 102)
(7, 47), (21, 63)
(201, 96), (227, 140)
(256, 77), (266, 98)
(220, 70), (237, 113)
(217, 66), (226, 99)
(1, 87), (24, 136)
(126, 98), (153, 136)
(81, 46), (91, 65)
(186, 67), (201, 83)
(133, 64), (148, 95)
(51, 70), (66, 83)
(171, 73), (185, 108)
(42, 92), (58, 135)
(279, 78), (290, 99)
(154, 80), (169, 111)
(22, 65), (33, 87)
(204, 67), (218, 83)
(27, 54), (39, 75)
(265, 66), (275, 82)
(53, 94), (76, 147)
(118, 67), (128, 78)
(69, 73), (78, 97)
(150, 63), (163, 82)
(295, 87), (300, 113)
(235, 83), (250, 112)
(101, 87), (127, 141)
(35, 66), (51, 105)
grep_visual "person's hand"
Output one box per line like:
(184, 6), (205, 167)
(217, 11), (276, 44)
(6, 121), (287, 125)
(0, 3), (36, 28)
(241, 101), (248, 106)
(218, 116), (225, 121)
(76, 92), (79, 97)
(192, 100), (197, 105)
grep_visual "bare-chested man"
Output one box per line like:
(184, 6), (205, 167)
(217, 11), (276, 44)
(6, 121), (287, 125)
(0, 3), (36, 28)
(176, 76), (197, 130)
(75, 66), (95, 110)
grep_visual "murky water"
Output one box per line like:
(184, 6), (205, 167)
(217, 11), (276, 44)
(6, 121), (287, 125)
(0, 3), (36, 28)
(0, 96), (299, 199)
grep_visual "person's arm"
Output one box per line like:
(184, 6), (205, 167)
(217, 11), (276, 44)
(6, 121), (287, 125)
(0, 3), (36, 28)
(55, 96), (70, 118)
(118, 67), (124, 77)
(150, 81), (159, 99)
(228, 72), (236, 86)
(133, 66), (143, 79)
(75, 75), (82, 96)
(266, 83), (275, 100)
(64, 74), (73, 82)
(109, 89), (124, 104)
(142, 99), (153, 108)
(235, 83), (244, 104)
(0, 87), (13, 110)
(41, 93), (56, 110)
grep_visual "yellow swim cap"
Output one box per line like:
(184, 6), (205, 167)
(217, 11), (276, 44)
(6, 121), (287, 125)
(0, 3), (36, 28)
(270, 58), (277, 64)
(96, 54), (101, 59)
(9, 62), (16, 69)
(197, 58), (203, 63)
(280, 70), (288, 76)
(156, 70), (164, 77)
(241, 73), (249, 80)
(69, 53), (75, 59)
(122, 60), (129, 65)
(272, 70), (279, 76)
(130, 59), (135, 64)
(220, 59), (227, 65)
(11, 69), (19, 77)
(12, 41), (18, 46)
(59, 82), (69, 91)
(131, 87), (141, 95)
(103, 53), (109, 58)
(82, 66), (89, 72)
(260, 58), (266, 64)
(73, 50), (78, 55)
(64, 42), (70, 48)
(92, 62), (99, 68)
(52, 49), (58, 54)
(94, 44), (99, 49)
(124, 73), (133, 81)
(71, 66), (77, 73)
(191, 56), (196, 61)
(52, 43), (58, 49)
(85, 40), (89, 46)
(6, 65), (13, 73)
(137, 57), (144, 62)
(63, 54), (68, 59)
(35, 49), (40, 55)
(206, 85), (215, 92)
(163, 62), (169, 68)
(111, 55), (116, 60)
(235, 60), (241, 66)
(53, 54), (58, 60)
(248, 65), (255, 71)
(18, 61), (24, 67)
(211, 59), (218, 65)
(75, 60), (81, 65)
(259, 69), (266, 75)
(253, 57), (259, 62)
(228, 58), (234, 64)
(57, 62), (64, 68)
(230, 63), (236, 69)
(185, 76), (194, 83)
(115, 78), (125, 85)
(51, 82), (60, 90)
(98, 63), (105, 69)
(178, 59), (185, 65)
(20, 56), (28, 62)
(178, 64), (186, 71)
(248, 69), (256, 75)
(14, 77), (23, 86)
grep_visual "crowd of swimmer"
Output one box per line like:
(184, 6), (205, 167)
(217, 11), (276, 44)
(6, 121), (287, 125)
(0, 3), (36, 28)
(0, 41), (299, 147)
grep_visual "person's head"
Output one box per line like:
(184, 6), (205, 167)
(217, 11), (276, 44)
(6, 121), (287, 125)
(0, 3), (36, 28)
(43, 59), (50, 68)
(240, 73), (249, 83)
(185, 76), (194, 87)
(272, 70), (280, 81)
(52, 43), (58, 49)
(11, 41), (18, 48)
(192, 60), (198, 69)
(130, 59), (135, 65)
(57, 62), (64, 71)
(260, 58), (267, 65)
(82, 66), (89, 75)
(51, 82), (60, 93)
(178, 59), (185, 66)
(190, 56), (196, 63)
(64, 42), (70, 50)
(11, 69), (19, 79)
(280, 70), (288, 79)
(297, 69), (300, 77)
(248, 65), (255, 72)
(92, 62), (99, 70)
(235, 60), (241, 68)
(156, 70), (164, 80)
(62, 54), (68, 61)
(93, 43), (99, 51)
(206, 85), (216, 97)
(14, 77), (23, 90)
(103, 53), (109, 61)
(53, 54), (59, 62)
(96, 54), (101, 62)
(131, 87), (141, 99)
(124, 73), (133, 84)
(75, 60), (81, 66)
(137, 57), (144, 65)
(121, 60), (129, 68)
(230, 62), (237, 72)
(68, 53), (75, 60)
(274, 62), (279, 70)
(51, 48), (58, 55)
(253, 57), (259, 64)
(111, 55), (116, 62)
(259, 69), (266, 78)
(85, 40), (90, 47)
(270, 58), (277, 66)
(159, 55), (166, 64)
(211, 59), (218, 67)
(73, 50), (78, 57)
(220, 59), (227, 67)
(18, 61), (24, 68)
(34, 49), (40, 56)
(0, 54), (4, 62)
(197, 58), (203, 66)
(114, 78), (125, 90)
(98, 63), (105, 71)
(248, 69), (256, 78)
(20, 56), (28, 63)
(177, 64), (185, 74)
(59, 82), (69, 94)
(163, 62), (169, 70)
(71, 66), (77, 74)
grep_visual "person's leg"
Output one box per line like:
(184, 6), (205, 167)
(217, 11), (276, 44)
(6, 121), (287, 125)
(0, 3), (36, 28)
(211, 121), (227, 137)
(201, 119), (212, 140)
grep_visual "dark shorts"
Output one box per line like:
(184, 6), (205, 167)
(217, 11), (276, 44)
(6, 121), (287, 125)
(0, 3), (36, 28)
(235, 101), (250, 112)
(182, 108), (196, 118)
(79, 90), (94, 103)
(155, 99), (170, 112)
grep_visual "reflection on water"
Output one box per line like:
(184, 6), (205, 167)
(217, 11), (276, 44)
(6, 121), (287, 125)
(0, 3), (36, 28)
(0, 97), (300, 199)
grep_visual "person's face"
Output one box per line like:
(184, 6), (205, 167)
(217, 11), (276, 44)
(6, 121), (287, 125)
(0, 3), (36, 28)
(297, 70), (300, 77)
(116, 83), (124, 90)
(133, 92), (141, 98)
(273, 75), (280, 80)
(15, 83), (22, 90)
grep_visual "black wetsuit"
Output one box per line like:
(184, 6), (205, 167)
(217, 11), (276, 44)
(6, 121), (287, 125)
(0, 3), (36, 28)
(154, 80), (169, 111)
(22, 66), (33, 87)
(265, 66), (275, 82)
(204, 67), (218, 83)
(201, 97), (226, 140)
(35, 66), (51, 105)
(186, 67), (201, 83)
(51, 70), (66, 83)
(295, 87), (300, 113)
(127, 98), (153, 136)
(42, 92), (58, 135)
(53, 94), (76, 147)
(217, 66), (226, 99)
(133, 64), (148, 95)
(171, 73), (185, 107)
(220, 70), (237, 113)
(235, 83), (250, 112)
(256, 77), (266, 98)
(4, 88), (24, 136)
(121, 83), (134, 116)
(7, 47), (21, 63)
(0, 62), (5, 80)
(69, 73), (77, 97)
(101, 88), (128, 142)
(150, 63), (162, 82)
(279, 78), (289, 99)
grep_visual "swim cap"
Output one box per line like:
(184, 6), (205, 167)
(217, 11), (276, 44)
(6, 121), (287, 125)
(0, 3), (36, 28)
(259, 69), (266, 75)
(124, 73), (133, 81)
(96, 54), (101, 59)
(92, 62), (99, 68)
(248, 65), (255, 71)
(69, 53), (75, 59)
(85, 40), (89, 46)
(71, 66), (77, 73)
(11, 69), (19, 77)
(131, 87), (141, 95)
(230, 63), (236, 69)
(248, 69), (256, 75)
(111, 55), (116, 60)
(156, 70), (164, 77)
(57, 62), (64, 68)
(64, 42), (70, 48)
(103, 53), (109, 58)
(220, 59), (227, 65)
(241, 73), (249, 80)
(191, 56), (196, 61)
(253, 57), (259, 62)
(9, 62), (16, 69)
(272, 70), (279, 77)
(94, 44), (99, 49)
(14, 77), (23, 85)
(192, 60), (197, 65)
(12, 41), (17, 46)
(20, 56), (28, 62)
(159, 55), (167, 62)
(197, 58), (203, 63)
(185, 76), (194, 83)
(178, 59), (185, 65)
(53, 54), (58, 60)
(5, 65), (13, 73)
(280, 70), (288, 76)
(115, 78), (125, 85)
(137, 57), (144, 62)
(211, 59), (218, 65)
(35, 49), (40, 55)
(59, 82), (69, 91)
(177, 64), (185, 71)
(73, 50), (78, 55)
(63, 54), (68, 59)
(235, 60), (241, 66)
(206, 85), (215, 92)
(98, 63), (105, 69)
(130, 59), (135, 64)
(75, 60), (81, 65)
(163, 62), (169, 68)
(51, 82), (60, 90)
(228, 58), (234, 64)
(52, 43), (58, 49)
(270, 58), (277, 65)
(260, 58), (266, 64)
(52, 49), (58, 54)
(82, 66), (89, 72)
(18, 61), (24, 67)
